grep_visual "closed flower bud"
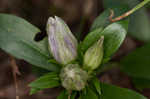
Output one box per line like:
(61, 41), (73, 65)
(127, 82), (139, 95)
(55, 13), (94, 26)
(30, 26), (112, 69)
(83, 36), (104, 71)
(60, 64), (88, 91)
(46, 16), (78, 65)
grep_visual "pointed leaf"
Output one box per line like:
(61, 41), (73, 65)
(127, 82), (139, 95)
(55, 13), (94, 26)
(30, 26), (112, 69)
(29, 72), (60, 94)
(92, 78), (101, 95)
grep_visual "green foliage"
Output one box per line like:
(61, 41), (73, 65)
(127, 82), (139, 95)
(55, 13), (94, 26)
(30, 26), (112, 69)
(90, 7), (129, 31)
(100, 83), (147, 99)
(82, 19), (128, 63)
(103, 0), (150, 42)
(0, 1), (149, 98)
(121, 43), (150, 90)
(0, 14), (60, 72)
(103, 0), (150, 91)
(91, 78), (101, 95)
(29, 72), (60, 94)
(121, 44), (150, 79)
(81, 27), (103, 52)
(78, 83), (147, 99)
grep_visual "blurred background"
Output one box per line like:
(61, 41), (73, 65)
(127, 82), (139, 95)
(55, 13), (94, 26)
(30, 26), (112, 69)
(0, 0), (150, 99)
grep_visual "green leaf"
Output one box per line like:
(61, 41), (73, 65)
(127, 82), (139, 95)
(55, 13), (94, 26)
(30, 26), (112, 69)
(0, 14), (60, 71)
(100, 83), (147, 99)
(90, 10), (110, 31)
(29, 72), (60, 94)
(132, 77), (150, 91)
(103, 0), (150, 42)
(80, 87), (98, 99)
(82, 20), (128, 63)
(81, 27), (103, 52)
(92, 78), (101, 95)
(90, 6), (129, 31)
(57, 90), (68, 99)
(121, 43), (150, 80)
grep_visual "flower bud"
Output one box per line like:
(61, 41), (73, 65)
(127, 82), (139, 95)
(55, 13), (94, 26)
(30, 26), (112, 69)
(60, 64), (88, 91)
(46, 16), (78, 65)
(83, 36), (104, 71)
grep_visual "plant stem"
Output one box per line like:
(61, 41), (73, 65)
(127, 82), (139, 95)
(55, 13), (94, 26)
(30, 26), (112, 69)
(10, 55), (21, 99)
(109, 0), (150, 22)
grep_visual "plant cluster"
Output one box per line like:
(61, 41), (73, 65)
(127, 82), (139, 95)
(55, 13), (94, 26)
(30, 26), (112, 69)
(0, 0), (150, 99)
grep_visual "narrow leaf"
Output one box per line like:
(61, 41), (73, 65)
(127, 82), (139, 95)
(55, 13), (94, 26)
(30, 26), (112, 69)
(92, 78), (101, 95)
(29, 72), (60, 94)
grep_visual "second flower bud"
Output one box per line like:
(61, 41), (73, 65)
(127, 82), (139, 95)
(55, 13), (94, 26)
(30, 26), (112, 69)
(83, 36), (104, 71)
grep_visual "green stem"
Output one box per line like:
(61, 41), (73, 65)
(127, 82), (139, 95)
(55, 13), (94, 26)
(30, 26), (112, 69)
(131, 0), (150, 13)
(109, 0), (150, 22)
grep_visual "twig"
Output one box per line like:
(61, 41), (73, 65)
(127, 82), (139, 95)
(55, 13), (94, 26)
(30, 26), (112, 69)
(109, 0), (150, 22)
(10, 55), (21, 99)
(109, 9), (133, 22)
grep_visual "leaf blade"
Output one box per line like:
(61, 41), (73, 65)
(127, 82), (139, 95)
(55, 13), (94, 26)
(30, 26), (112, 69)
(0, 14), (60, 71)
(121, 43), (150, 80)
(29, 72), (60, 94)
(100, 83), (147, 99)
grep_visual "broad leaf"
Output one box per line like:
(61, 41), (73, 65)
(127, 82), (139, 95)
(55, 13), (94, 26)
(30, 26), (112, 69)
(121, 44), (150, 80)
(100, 83), (147, 99)
(0, 14), (60, 71)
(103, 0), (150, 42)
(82, 20), (128, 63)
(29, 72), (60, 94)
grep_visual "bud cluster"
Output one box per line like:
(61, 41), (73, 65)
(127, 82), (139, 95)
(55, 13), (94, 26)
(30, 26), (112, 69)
(46, 16), (104, 91)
